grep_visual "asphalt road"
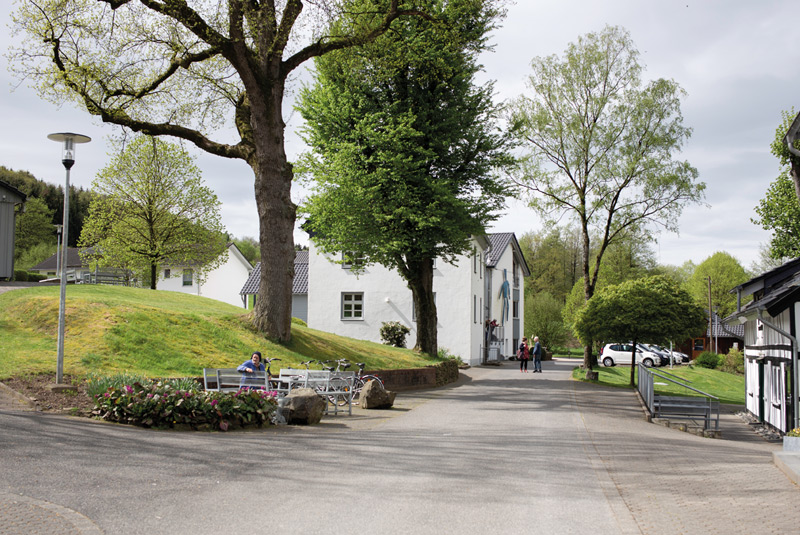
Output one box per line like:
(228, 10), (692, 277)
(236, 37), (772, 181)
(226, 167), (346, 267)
(1, 360), (798, 534)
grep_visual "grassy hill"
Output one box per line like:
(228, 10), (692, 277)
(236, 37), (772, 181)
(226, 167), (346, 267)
(0, 285), (439, 380)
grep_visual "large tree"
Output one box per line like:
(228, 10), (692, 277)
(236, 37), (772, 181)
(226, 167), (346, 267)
(10, 0), (430, 342)
(754, 110), (800, 259)
(14, 197), (55, 257)
(686, 251), (748, 318)
(78, 136), (227, 289)
(296, 0), (509, 356)
(508, 25), (705, 369)
(574, 275), (706, 386)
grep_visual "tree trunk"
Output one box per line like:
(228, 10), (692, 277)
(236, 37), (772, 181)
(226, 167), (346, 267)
(791, 157), (800, 205)
(250, 74), (295, 342)
(580, 218), (598, 370)
(150, 261), (157, 290)
(407, 258), (437, 357)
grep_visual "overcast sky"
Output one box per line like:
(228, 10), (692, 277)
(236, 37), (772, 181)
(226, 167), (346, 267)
(1, 1), (795, 270)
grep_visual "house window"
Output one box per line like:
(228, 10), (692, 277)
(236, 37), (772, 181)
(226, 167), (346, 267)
(342, 292), (364, 320)
(473, 250), (477, 273)
(342, 251), (366, 269)
(412, 293), (436, 322)
(513, 300), (519, 319)
(164, 268), (171, 278)
(473, 295), (477, 324)
(182, 269), (193, 286)
(693, 339), (704, 352)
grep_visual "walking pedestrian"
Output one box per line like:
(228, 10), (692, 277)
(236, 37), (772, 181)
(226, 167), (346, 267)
(531, 336), (542, 373)
(518, 337), (530, 373)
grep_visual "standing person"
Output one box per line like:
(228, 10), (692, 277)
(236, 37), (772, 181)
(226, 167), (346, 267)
(531, 336), (542, 373)
(518, 337), (530, 373)
(238, 351), (266, 388)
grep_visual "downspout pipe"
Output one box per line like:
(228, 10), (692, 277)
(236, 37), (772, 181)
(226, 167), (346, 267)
(758, 310), (799, 430)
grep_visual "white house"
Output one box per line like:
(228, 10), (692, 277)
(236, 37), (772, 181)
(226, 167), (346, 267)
(726, 257), (800, 434)
(157, 243), (253, 307)
(306, 233), (529, 366)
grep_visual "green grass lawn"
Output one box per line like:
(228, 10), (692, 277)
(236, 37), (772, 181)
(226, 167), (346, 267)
(0, 285), (441, 380)
(571, 364), (745, 405)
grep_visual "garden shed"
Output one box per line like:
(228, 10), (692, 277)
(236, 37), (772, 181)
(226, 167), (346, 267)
(0, 180), (26, 280)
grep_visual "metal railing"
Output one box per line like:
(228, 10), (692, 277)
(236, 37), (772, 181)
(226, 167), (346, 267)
(638, 363), (720, 431)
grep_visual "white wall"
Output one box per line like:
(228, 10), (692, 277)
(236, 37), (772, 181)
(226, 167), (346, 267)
(307, 239), (487, 365)
(486, 246), (524, 358)
(157, 246), (252, 308)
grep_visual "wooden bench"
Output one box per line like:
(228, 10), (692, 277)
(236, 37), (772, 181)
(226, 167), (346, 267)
(202, 368), (270, 392)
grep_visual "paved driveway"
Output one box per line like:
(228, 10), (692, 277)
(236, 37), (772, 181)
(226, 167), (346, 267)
(1, 360), (798, 534)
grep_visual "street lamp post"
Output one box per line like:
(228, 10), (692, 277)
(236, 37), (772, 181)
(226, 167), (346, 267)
(48, 132), (91, 386)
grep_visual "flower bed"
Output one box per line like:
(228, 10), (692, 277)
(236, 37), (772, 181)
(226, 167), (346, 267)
(93, 380), (278, 431)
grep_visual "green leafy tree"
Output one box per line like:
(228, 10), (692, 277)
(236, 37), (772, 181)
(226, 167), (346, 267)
(78, 136), (227, 289)
(519, 227), (581, 304)
(771, 108), (800, 204)
(232, 236), (260, 266)
(686, 251), (749, 318)
(296, 0), (509, 356)
(753, 173), (800, 259)
(11, 0), (431, 342)
(524, 291), (568, 350)
(574, 275), (706, 386)
(508, 25), (705, 369)
(14, 197), (55, 257)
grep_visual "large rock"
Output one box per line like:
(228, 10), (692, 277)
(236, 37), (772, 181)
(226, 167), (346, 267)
(360, 380), (396, 409)
(284, 388), (326, 425)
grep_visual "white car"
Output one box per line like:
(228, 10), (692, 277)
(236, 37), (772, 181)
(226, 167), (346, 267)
(600, 343), (661, 368)
(651, 345), (690, 364)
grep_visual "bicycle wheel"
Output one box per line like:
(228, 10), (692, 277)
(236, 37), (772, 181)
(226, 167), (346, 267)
(328, 376), (352, 406)
(362, 375), (384, 388)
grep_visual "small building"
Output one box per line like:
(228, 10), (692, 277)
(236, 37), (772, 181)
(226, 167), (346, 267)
(157, 243), (253, 308)
(0, 180), (27, 280)
(29, 247), (95, 283)
(726, 257), (800, 433)
(304, 233), (529, 366)
(240, 250), (309, 322)
(689, 311), (744, 359)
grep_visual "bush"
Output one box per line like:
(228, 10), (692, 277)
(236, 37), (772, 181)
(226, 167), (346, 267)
(380, 321), (411, 348)
(26, 272), (47, 282)
(13, 270), (27, 282)
(720, 348), (744, 375)
(437, 347), (464, 363)
(695, 351), (721, 369)
(91, 379), (277, 430)
(291, 317), (307, 326)
(86, 371), (148, 398)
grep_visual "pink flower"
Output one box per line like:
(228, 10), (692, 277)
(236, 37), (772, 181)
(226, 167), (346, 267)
(124, 385), (133, 394)
(210, 399), (218, 407)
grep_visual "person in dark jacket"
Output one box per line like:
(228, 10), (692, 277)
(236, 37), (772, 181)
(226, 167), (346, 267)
(531, 336), (542, 373)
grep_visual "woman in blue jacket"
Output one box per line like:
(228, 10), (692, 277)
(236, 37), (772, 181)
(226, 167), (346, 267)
(238, 351), (266, 388)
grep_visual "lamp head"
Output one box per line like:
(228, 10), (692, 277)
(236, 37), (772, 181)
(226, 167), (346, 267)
(47, 132), (91, 170)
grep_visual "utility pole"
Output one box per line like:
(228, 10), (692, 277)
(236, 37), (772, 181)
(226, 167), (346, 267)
(707, 276), (713, 352)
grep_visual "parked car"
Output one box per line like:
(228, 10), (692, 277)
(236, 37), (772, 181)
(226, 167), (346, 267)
(600, 343), (661, 367)
(639, 343), (670, 366)
(651, 345), (690, 364)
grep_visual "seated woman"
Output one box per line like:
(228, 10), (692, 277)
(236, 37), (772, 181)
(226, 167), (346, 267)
(237, 351), (266, 389)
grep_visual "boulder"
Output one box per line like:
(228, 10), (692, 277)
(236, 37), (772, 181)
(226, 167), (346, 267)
(284, 388), (326, 425)
(360, 380), (396, 409)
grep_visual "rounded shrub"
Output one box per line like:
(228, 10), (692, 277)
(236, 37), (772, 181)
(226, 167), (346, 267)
(721, 348), (744, 375)
(380, 321), (410, 348)
(696, 351), (720, 369)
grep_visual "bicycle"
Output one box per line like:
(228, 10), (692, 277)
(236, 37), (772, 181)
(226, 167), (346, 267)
(351, 362), (383, 404)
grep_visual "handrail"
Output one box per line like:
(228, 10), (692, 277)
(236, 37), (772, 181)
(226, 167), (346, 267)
(648, 369), (718, 400)
(651, 368), (692, 384)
